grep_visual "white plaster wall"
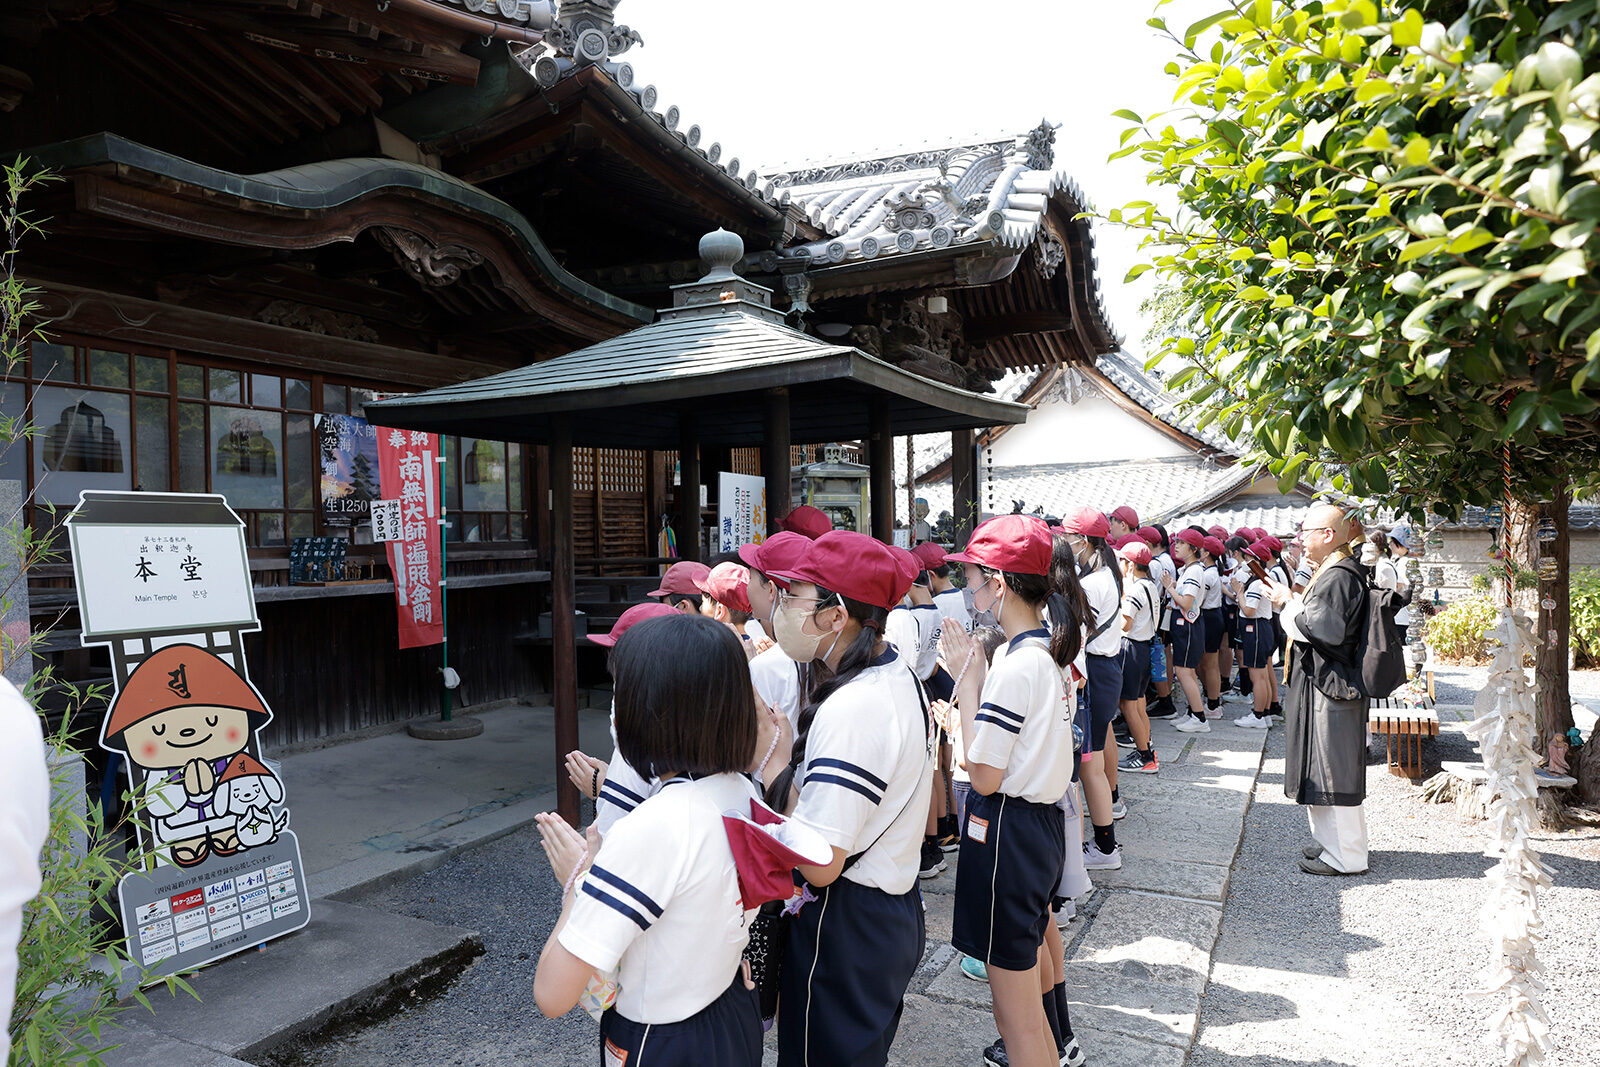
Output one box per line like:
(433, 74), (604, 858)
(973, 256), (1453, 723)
(988, 392), (1192, 467)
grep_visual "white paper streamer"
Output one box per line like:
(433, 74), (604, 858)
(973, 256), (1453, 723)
(1462, 610), (1554, 1065)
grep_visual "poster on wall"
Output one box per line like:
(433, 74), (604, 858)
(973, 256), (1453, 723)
(317, 413), (380, 526)
(376, 428), (444, 649)
(717, 472), (767, 553)
(65, 491), (310, 980)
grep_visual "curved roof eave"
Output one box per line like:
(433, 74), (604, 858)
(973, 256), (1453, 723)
(24, 132), (651, 326)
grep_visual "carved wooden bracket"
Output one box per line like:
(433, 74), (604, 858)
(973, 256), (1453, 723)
(374, 227), (484, 287)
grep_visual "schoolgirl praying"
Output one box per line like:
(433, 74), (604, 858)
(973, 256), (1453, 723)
(1231, 541), (1279, 730)
(533, 613), (824, 1067)
(940, 515), (1082, 1067)
(759, 531), (934, 1067)
(1163, 529), (1211, 734)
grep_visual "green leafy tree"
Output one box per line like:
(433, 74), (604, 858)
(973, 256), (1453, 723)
(1109, 0), (1600, 786)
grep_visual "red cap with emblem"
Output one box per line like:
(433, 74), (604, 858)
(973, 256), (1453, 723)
(768, 531), (920, 611)
(945, 514), (1054, 576)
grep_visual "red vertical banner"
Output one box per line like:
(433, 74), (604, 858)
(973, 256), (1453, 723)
(376, 427), (444, 649)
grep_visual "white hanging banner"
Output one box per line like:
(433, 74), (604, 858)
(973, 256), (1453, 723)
(717, 472), (767, 552)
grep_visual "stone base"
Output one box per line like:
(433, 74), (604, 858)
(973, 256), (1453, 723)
(406, 715), (485, 740)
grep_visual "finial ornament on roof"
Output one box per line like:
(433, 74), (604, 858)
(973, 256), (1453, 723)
(1023, 119), (1060, 169)
(544, 0), (643, 63)
(699, 228), (744, 282)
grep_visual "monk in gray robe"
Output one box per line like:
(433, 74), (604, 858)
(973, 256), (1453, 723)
(1269, 504), (1370, 875)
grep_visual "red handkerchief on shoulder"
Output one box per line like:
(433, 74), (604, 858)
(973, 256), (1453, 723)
(722, 799), (833, 910)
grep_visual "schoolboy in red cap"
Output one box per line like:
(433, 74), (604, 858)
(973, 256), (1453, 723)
(1161, 530), (1211, 733)
(779, 504), (833, 540)
(695, 561), (758, 650)
(914, 542), (971, 634)
(1108, 505), (1139, 542)
(940, 514), (1084, 1067)
(758, 530), (932, 1067)
(1115, 540), (1160, 777)
(1137, 525), (1179, 720)
(647, 560), (712, 614)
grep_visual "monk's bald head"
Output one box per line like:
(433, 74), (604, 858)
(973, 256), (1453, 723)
(1301, 504), (1350, 564)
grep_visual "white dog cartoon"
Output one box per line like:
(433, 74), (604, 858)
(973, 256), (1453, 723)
(214, 754), (290, 850)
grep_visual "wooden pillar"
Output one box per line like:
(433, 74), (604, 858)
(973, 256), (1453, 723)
(951, 428), (977, 548)
(550, 415), (580, 826)
(869, 398), (893, 544)
(763, 388), (792, 534)
(677, 413), (701, 561)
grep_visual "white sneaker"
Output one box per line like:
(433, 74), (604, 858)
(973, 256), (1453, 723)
(1061, 1035), (1086, 1067)
(1205, 704), (1223, 719)
(1173, 713), (1212, 733)
(1054, 899), (1076, 927)
(1233, 712), (1270, 729)
(1110, 798), (1127, 821)
(1083, 842), (1123, 870)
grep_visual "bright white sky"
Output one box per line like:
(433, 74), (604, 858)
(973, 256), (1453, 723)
(623, 0), (1215, 355)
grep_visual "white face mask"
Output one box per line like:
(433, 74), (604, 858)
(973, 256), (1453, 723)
(773, 596), (843, 664)
(974, 573), (1006, 623)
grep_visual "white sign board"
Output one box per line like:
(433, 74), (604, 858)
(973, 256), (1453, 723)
(370, 498), (402, 542)
(717, 472), (767, 552)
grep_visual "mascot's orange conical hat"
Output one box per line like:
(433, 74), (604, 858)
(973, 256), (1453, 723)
(218, 753), (274, 783)
(102, 644), (270, 749)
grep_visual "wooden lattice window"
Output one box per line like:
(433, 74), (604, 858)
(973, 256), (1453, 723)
(572, 447), (596, 491)
(731, 448), (762, 476)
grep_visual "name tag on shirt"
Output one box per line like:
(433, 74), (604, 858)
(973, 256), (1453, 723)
(967, 815), (989, 844)
(604, 1038), (629, 1067)
(1245, 625), (1254, 633)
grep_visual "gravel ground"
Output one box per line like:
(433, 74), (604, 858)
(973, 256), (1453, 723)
(276, 800), (604, 1067)
(1429, 663), (1600, 722)
(1192, 718), (1600, 1067)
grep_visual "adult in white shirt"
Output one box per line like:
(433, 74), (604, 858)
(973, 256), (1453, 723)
(2, 679), (51, 1066)
(1376, 524), (1414, 633)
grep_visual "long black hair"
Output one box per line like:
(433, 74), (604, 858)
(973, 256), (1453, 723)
(1081, 533), (1123, 599)
(764, 587), (888, 810)
(1149, 523), (1170, 554)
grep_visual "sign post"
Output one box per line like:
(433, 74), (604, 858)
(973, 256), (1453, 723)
(66, 491), (310, 979)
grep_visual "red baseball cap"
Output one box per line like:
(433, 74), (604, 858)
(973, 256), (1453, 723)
(696, 561), (752, 614)
(1202, 536), (1227, 557)
(768, 531), (919, 611)
(1264, 535), (1285, 553)
(736, 531), (811, 591)
(1245, 540), (1273, 563)
(647, 560), (712, 598)
(1110, 505), (1139, 528)
(1173, 528), (1206, 550)
(1234, 526), (1254, 540)
(1136, 525), (1162, 546)
(1207, 525), (1228, 540)
(1118, 540), (1153, 566)
(781, 505), (833, 540)
(1057, 505), (1110, 539)
(1249, 527), (1268, 541)
(590, 602), (678, 648)
(911, 541), (948, 571)
(946, 515), (1053, 576)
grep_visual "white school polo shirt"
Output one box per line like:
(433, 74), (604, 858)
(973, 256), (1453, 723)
(1120, 577), (1160, 642)
(1, 680), (47, 1067)
(885, 604), (942, 681)
(744, 618), (768, 643)
(1150, 552), (1175, 629)
(596, 703), (660, 837)
(1202, 565), (1224, 610)
(560, 773), (758, 1024)
(749, 644), (803, 730)
(792, 650), (934, 895)
(1174, 562), (1205, 622)
(934, 587), (972, 633)
(965, 630), (1074, 805)
(1081, 567), (1122, 657)
(1241, 577), (1273, 620)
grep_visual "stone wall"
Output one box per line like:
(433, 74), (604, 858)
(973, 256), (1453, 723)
(1418, 526), (1600, 605)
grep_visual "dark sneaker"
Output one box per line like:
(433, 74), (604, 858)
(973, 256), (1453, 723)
(919, 839), (947, 878)
(937, 814), (960, 852)
(1119, 749), (1158, 774)
(1114, 724), (1136, 748)
(1061, 1035), (1086, 1067)
(1146, 697), (1178, 720)
(982, 1039), (1009, 1067)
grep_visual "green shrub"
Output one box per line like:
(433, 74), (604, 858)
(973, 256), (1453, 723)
(1570, 568), (1600, 668)
(1423, 595), (1499, 664)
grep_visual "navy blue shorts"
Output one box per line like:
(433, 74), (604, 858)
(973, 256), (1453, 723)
(1224, 604), (1243, 649)
(1170, 614), (1203, 670)
(1085, 653), (1122, 751)
(1240, 617), (1276, 669)
(952, 792), (1064, 971)
(925, 665), (955, 704)
(1201, 608), (1227, 654)
(1119, 638), (1152, 701)
(602, 974), (761, 1067)
(778, 877), (924, 1067)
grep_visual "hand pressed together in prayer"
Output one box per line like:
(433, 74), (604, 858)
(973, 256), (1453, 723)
(565, 750), (608, 800)
(536, 812), (598, 889)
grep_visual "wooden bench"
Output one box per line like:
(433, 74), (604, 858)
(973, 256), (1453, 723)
(1370, 707), (1440, 779)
